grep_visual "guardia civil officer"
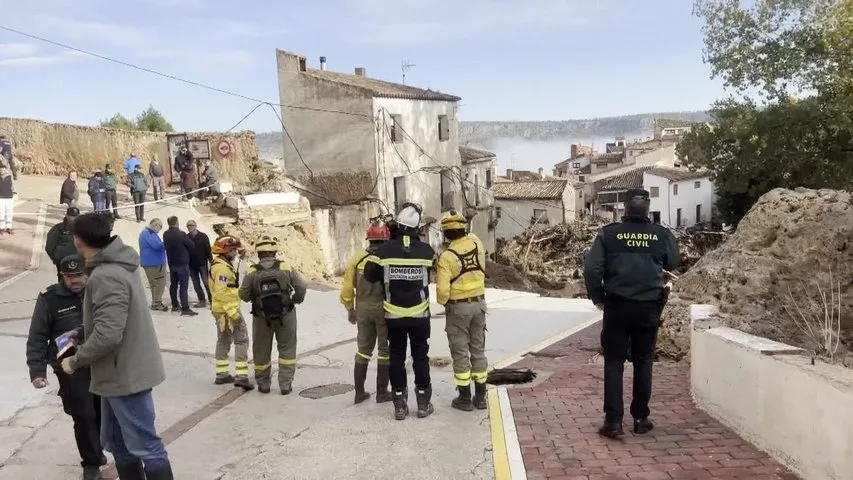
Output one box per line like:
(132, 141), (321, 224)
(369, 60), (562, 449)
(26, 254), (106, 480)
(584, 188), (678, 438)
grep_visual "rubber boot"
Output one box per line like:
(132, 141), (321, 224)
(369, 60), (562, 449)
(473, 382), (488, 410)
(144, 461), (174, 480)
(257, 382), (271, 394)
(392, 390), (409, 420)
(375, 364), (392, 403)
(353, 363), (371, 404)
(415, 386), (434, 418)
(214, 374), (234, 385)
(451, 385), (474, 411)
(234, 376), (255, 391)
(115, 460), (145, 480)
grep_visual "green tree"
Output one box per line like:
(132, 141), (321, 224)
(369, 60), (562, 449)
(682, 0), (853, 225)
(99, 113), (136, 130)
(134, 105), (174, 132)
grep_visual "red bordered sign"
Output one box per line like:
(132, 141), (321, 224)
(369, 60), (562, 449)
(217, 139), (233, 156)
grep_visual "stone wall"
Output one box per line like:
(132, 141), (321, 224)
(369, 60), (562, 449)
(0, 116), (258, 188)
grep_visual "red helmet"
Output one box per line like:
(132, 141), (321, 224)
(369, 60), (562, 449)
(366, 223), (390, 241)
(212, 235), (242, 255)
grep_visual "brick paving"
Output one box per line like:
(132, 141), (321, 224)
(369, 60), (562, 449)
(505, 322), (800, 480)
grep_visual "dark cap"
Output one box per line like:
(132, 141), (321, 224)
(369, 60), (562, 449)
(59, 254), (85, 275)
(625, 188), (650, 199)
(66, 206), (80, 217)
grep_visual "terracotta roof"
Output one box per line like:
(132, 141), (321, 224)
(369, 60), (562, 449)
(594, 167), (653, 192)
(459, 146), (496, 164)
(655, 118), (694, 129)
(494, 176), (513, 183)
(590, 152), (624, 164)
(493, 180), (568, 200)
(304, 69), (461, 102)
(645, 167), (710, 182)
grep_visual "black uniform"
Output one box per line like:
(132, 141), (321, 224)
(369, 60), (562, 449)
(584, 214), (678, 425)
(25, 257), (104, 470)
(363, 232), (436, 395)
(44, 209), (80, 280)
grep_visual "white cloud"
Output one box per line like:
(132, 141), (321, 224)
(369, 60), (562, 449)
(0, 43), (39, 58)
(133, 0), (204, 7)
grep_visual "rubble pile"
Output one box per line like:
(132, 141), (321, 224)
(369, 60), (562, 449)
(658, 188), (853, 364)
(673, 224), (729, 274)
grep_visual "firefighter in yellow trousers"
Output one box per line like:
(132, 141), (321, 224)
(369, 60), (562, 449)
(209, 235), (254, 390)
(239, 235), (307, 395)
(436, 210), (488, 411)
(340, 223), (392, 405)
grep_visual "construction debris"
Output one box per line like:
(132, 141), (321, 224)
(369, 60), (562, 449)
(673, 223), (729, 274)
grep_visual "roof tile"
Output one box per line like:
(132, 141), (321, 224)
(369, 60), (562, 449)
(593, 167), (653, 191)
(645, 167), (710, 182)
(305, 69), (461, 102)
(493, 180), (568, 200)
(459, 146), (496, 164)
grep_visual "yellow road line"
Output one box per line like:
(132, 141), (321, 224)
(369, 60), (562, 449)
(488, 387), (511, 480)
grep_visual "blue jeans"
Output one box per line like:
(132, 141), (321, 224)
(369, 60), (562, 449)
(169, 265), (190, 310)
(100, 390), (169, 469)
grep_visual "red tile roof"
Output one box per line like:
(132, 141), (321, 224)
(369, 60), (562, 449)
(593, 167), (653, 191)
(645, 167), (710, 182)
(493, 180), (569, 200)
(459, 146), (496, 164)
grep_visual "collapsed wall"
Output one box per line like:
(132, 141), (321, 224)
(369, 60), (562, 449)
(0, 116), (259, 187)
(658, 188), (853, 361)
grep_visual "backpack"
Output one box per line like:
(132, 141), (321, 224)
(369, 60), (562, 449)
(252, 261), (293, 320)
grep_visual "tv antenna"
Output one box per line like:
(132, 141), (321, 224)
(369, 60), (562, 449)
(401, 60), (415, 85)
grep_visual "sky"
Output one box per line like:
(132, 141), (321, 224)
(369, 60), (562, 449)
(0, 0), (727, 134)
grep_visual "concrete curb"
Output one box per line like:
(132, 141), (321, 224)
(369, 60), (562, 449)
(487, 314), (602, 479)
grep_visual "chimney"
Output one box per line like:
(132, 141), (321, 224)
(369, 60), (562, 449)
(506, 168), (513, 180)
(570, 144), (578, 159)
(354, 67), (366, 77)
(319, 56), (327, 71)
(538, 167), (544, 180)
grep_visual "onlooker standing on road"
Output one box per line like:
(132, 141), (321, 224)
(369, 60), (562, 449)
(148, 154), (167, 201)
(122, 153), (140, 176)
(162, 216), (198, 316)
(26, 254), (106, 480)
(175, 145), (197, 202)
(139, 218), (169, 312)
(186, 219), (212, 308)
(61, 170), (80, 207)
(0, 166), (14, 235)
(46, 207), (81, 281)
(584, 188), (679, 438)
(62, 213), (173, 480)
(102, 165), (120, 219)
(0, 135), (17, 180)
(127, 165), (149, 223)
(87, 170), (106, 213)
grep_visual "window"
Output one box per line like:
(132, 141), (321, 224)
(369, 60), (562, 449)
(578, 190), (583, 198)
(651, 211), (661, 224)
(649, 186), (660, 198)
(485, 168), (493, 188)
(474, 173), (481, 206)
(393, 176), (407, 212)
(440, 169), (455, 211)
(495, 207), (502, 218)
(390, 114), (402, 143)
(672, 183), (679, 195)
(694, 181), (701, 189)
(438, 115), (450, 141)
(676, 208), (682, 227)
(578, 175), (586, 182)
(572, 162), (581, 169)
(532, 209), (549, 224)
(696, 204), (702, 224)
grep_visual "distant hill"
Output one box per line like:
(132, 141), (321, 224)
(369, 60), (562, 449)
(254, 111), (710, 160)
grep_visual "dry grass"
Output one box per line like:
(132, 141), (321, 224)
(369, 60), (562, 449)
(783, 268), (844, 361)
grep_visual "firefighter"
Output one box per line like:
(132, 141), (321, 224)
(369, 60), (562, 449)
(209, 235), (254, 390)
(435, 210), (489, 411)
(239, 235), (307, 395)
(363, 203), (437, 420)
(340, 222), (392, 405)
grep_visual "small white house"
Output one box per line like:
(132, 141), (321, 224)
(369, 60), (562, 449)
(492, 179), (577, 241)
(643, 167), (714, 228)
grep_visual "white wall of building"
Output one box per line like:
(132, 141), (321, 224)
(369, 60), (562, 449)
(494, 198), (563, 241)
(463, 160), (496, 253)
(644, 172), (714, 228)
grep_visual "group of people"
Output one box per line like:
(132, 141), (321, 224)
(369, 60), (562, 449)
(0, 135), (16, 235)
(339, 206), (490, 420)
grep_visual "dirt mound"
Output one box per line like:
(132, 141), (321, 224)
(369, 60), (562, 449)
(215, 221), (330, 285)
(484, 261), (540, 293)
(659, 188), (853, 362)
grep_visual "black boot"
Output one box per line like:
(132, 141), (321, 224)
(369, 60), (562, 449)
(83, 465), (101, 480)
(451, 385), (474, 411)
(144, 461), (174, 480)
(214, 374), (234, 385)
(633, 417), (654, 434)
(375, 364), (392, 403)
(473, 382), (488, 410)
(392, 390), (409, 420)
(415, 386), (434, 418)
(353, 363), (371, 404)
(234, 376), (255, 391)
(598, 419), (625, 438)
(115, 460), (145, 480)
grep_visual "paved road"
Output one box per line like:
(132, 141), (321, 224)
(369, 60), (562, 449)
(0, 175), (602, 479)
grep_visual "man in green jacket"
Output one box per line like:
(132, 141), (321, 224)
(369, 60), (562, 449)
(61, 213), (173, 480)
(102, 164), (120, 219)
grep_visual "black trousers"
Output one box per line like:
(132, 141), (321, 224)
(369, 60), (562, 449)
(386, 316), (431, 392)
(131, 191), (145, 221)
(55, 367), (105, 468)
(105, 190), (119, 216)
(601, 296), (659, 422)
(189, 264), (211, 303)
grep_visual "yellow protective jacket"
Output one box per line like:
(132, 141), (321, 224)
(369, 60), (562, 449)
(209, 255), (240, 318)
(339, 248), (384, 314)
(436, 233), (486, 305)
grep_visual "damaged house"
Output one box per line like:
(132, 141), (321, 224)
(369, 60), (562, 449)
(276, 50), (491, 273)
